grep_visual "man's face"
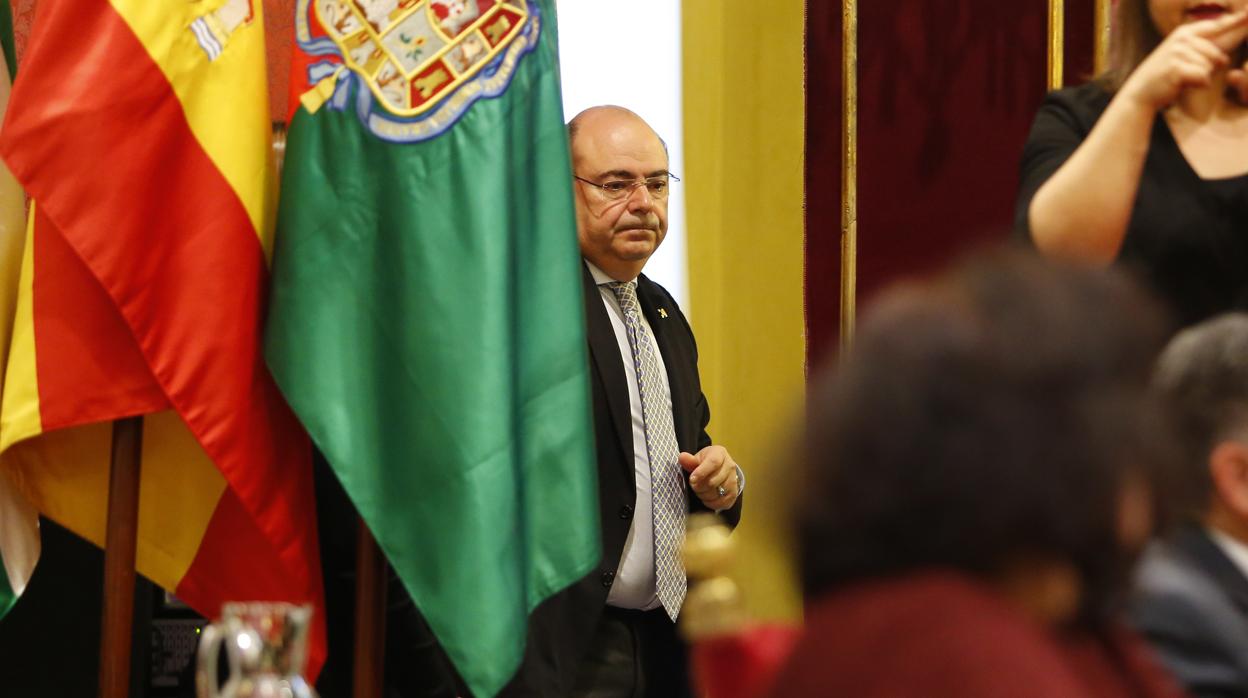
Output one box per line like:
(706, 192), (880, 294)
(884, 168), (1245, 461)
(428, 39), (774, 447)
(570, 110), (669, 279)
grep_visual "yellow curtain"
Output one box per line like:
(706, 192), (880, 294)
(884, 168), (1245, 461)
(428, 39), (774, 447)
(682, 0), (805, 622)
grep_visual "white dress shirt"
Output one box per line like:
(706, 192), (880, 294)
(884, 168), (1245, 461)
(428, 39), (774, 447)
(587, 261), (670, 611)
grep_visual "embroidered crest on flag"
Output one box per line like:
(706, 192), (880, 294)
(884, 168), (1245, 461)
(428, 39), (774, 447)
(190, 0), (257, 62)
(295, 0), (538, 143)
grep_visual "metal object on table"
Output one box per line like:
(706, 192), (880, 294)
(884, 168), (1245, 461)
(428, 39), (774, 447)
(196, 601), (318, 698)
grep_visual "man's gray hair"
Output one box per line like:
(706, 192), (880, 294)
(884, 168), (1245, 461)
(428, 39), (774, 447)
(1153, 313), (1248, 512)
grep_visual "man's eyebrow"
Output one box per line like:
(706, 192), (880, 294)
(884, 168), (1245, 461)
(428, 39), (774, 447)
(596, 169), (672, 179)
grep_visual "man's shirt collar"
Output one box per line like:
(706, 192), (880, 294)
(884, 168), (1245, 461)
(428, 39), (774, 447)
(1208, 526), (1248, 580)
(586, 260), (637, 286)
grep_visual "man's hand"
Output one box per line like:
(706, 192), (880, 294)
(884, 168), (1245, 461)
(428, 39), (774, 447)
(679, 445), (740, 511)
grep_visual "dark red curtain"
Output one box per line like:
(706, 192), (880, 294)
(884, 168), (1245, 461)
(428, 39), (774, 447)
(805, 0), (1096, 366)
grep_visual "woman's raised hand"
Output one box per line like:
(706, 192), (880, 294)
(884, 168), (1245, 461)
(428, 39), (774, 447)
(1121, 8), (1248, 111)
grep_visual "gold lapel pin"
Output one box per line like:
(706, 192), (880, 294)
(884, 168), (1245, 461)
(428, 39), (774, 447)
(658, 308), (668, 318)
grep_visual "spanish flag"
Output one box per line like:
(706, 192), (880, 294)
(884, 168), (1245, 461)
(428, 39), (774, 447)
(0, 0), (326, 674)
(0, 0), (36, 620)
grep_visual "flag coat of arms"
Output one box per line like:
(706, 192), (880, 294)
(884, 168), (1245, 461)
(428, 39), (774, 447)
(0, 0), (327, 673)
(266, 0), (599, 694)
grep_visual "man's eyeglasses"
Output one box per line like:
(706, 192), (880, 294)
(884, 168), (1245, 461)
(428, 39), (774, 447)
(573, 173), (680, 201)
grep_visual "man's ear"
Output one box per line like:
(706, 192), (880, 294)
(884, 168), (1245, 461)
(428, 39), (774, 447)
(1209, 440), (1248, 517)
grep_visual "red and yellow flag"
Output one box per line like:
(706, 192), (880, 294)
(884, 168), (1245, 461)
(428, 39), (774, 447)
(0, 0), (325, 674)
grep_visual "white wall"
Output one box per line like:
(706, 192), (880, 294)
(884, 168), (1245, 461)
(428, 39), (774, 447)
(554, 0), (688, 311)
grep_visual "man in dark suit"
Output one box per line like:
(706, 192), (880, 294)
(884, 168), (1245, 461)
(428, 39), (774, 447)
(503, 106), (743, 698)
(1130, 313), (1248, 698)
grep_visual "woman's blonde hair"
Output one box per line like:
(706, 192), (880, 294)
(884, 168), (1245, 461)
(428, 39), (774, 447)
(1098, 0), (1163, 91)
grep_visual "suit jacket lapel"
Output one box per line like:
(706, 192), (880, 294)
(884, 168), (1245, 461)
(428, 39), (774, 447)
(637, 275), (691, 452)
(581, 264), (633, 468)
(1176, 524), (1248, 617)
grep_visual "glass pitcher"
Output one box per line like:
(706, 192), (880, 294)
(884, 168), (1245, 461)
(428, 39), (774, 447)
(196, 601), (318, 698)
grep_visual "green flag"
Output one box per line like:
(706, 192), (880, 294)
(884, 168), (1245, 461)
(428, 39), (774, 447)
(266, 2), (599, 695)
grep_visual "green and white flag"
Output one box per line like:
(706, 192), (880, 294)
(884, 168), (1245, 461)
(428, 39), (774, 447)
(266, 1), (599, 695)
(0, 0), (38, 619)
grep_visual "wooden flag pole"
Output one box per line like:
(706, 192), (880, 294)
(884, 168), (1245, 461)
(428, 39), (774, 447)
(353, 516), (388, 698)
(98, 416), (144, 698)
(840, 0), (858, 352)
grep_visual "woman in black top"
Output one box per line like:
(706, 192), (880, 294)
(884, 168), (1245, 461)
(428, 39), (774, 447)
(1017, 0), (1248, 327)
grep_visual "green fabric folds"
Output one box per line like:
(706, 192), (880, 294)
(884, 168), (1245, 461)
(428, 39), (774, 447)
(265, 3), (599, 695)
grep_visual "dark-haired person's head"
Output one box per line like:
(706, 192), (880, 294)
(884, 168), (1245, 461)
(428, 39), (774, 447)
(1152, 313), (1248, 534)
(798, 248), (1175, 629)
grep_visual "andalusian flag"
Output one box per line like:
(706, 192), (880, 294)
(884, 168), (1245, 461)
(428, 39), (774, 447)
(267, 0), (598, 694)
(0, 0), (37, 620)
(0, 0), (327, 672)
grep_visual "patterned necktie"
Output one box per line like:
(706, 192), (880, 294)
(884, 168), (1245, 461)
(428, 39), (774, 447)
(607, 281), (687, 620)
